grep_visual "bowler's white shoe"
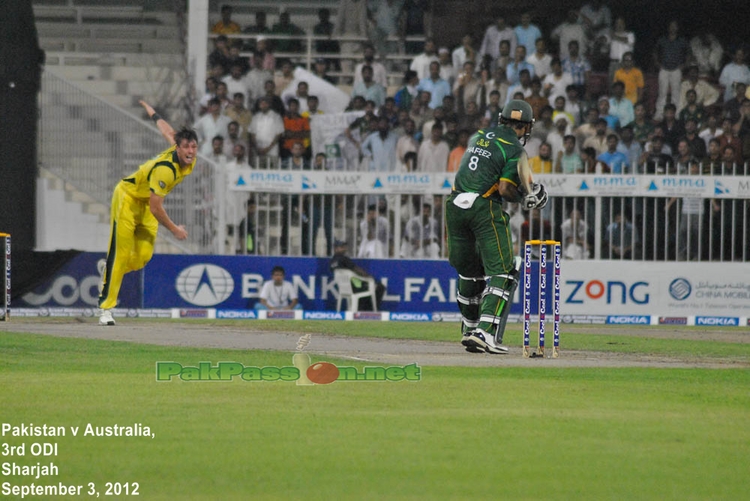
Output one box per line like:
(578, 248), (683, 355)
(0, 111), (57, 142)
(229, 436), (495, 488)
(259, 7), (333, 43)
(464, 328), (509, 354)
(99, 309), (115, 326)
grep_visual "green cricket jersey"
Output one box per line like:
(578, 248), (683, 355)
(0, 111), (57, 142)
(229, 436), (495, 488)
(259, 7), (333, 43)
(453, 125), (524, 203)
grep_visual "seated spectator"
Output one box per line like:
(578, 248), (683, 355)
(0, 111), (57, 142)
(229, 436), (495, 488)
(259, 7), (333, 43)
(352, 65), (386, 107)
(628, 102), (654, 146)
(193, 98), (231, 153)
(720, 144), (740, 174)
(723, 82), (747, 123)
(214, 81), (230, 109)
(271, 11), (306, 53)
(443, 117), (461, 148)
(552, 97), (575, 128)
(458, 100), (482, 132)
(481, 89), (504, 127)
(410, 38), (439, 80)
(478, 16), (516, 63)
(597, 96), (621, 131)
(530, 105), (554, 143)
(718, 48), (750, 102)
(208, 35), (231, 75)
(683, 119), (708, 160)
(330, 239), (385, 311)
(274, 59), (295, 97)
(281, 99), (311, 158)
(198, 77), (218, 115)
(551, 9), (587, 60)
(360, 116), (398, 172)
(556, 134), (584, 173)
(527, 38), (552, 79)
(494, 39), (513, 75)
(242, 11), (269, 52)
(421, 106), (446, 138)
(514, 12), (542, 54)
(560, 209), (590, 259)
(417, 123), (450, 172)
(225, 43), (250, 75)
(613, 52), (644, 105)
(222, 121), (243, 157)
(358, 204), (390, 258)
(505, 68), (533, 104)
(608, 81), (634, 128)
(689, 32), (723, 79)
(447, 129), (469, 172)
(313, 8), (339, 56)
(395, 118), (419, 170)
(354, 43), (388, 88)
(251, 36), (275, 72)
(616, 126), (643, 171)
(438, 47), (456, 86)
(704, 137), (723, 174)
(543, 58), (573, 104)
(640, 136), (673, 174)
(607, 17), (635, 82)
(574, 107), (601, 146)
(529, 142), (554, 173)
(394, 70), (420, 111)
(248, 97), (284, 164)
(580, 146), (599, 173)
(454, 34), (478, 74)
(506, 45), (534, 85)
(480, 67), (510, 114)
(604, 213), (638, 260)
(282, 81), (310, 114)
(678, 65), (719, 114)
(564, 85), (583, 124)
(302, 95), (323, 122)
(699, 114), (723, 149)
(454, 60), (481, 111)
(546, 116), (570, 161)
(673, 138), (694, 174)
(400, 203), (441, 259)
(256, 266), (300, 310)
(222, 64), (248, 99)
(252, 79), (285, 116)
(312, 57), (335, 84)
(583, 118), (611, 155)
(678, 90), (707, 129)
(597, 134), (629, 173)
(579, 0), (613, 34)
(717, 118), (743, 165)
(659, 103), (685, 151)
(562, 40), (591, 98)
(226, 143), (247, 171)
(211, 5), (240, 35)
(204, 135), (226, 162)
(525, 77), (548, 119)
(417, 61), (452, 109)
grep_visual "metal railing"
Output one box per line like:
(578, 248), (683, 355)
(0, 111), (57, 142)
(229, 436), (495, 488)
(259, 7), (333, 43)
(224, 160), (750, 262)
(38, 70), (220, 254)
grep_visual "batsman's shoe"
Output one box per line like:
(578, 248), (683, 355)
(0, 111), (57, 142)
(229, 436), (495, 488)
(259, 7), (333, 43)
(99, 309), (115, 326)
(465, 328), (509, 354)
(97, 258), (107, 293)
(461, 332), (485, 353)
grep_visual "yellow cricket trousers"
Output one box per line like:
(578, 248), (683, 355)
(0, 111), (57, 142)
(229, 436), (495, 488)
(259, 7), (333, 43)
(98, 184), (158, 309)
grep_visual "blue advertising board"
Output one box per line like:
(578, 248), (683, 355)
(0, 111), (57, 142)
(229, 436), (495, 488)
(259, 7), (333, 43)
(16, 253), (142, 308)
(143, 254), (530, 314)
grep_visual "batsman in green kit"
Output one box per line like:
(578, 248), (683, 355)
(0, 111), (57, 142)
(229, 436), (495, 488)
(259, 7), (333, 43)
(445, 100), (548, 354)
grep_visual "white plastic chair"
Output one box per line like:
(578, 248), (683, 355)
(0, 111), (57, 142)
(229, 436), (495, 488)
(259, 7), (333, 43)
(334, 268), (378, 312)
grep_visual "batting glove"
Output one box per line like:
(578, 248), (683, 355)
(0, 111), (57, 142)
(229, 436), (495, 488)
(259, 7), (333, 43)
(522, 182), (548, 210)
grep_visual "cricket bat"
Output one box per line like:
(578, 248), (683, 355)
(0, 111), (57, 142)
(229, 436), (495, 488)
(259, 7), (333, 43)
(517, 150), (534, 195)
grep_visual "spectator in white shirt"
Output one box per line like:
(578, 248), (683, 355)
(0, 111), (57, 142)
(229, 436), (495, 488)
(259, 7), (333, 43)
(452, 34), (477, 74)
(256, 266), (299, 310)
(410, 38), (439, 80)
(248, 96), (285, 162)
(193, 98), (231, 152)
(527, 38), (553, 80)
(478, 17), (516, 65)
(222, 64), (248, 99)
(354, 43), (388, 88)
(417, 123), (450, 172)
(551, 9), (587, 60)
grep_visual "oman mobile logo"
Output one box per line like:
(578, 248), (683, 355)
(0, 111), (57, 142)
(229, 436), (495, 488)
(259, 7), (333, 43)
(156, 334), (420, 384)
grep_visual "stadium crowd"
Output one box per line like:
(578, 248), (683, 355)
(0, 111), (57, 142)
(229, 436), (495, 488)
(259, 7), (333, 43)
(198, 2), (750, 261)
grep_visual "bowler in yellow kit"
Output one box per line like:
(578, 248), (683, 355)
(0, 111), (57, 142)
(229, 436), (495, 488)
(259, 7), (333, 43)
(98, 100), (198, 325)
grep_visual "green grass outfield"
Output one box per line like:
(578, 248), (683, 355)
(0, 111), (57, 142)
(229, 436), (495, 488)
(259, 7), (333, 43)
(1, 322), (748, 500)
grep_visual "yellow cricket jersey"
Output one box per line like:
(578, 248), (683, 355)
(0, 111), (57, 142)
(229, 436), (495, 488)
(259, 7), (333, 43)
(118, 145), (195, 201)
